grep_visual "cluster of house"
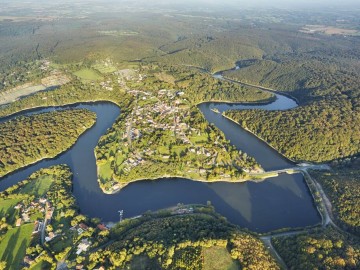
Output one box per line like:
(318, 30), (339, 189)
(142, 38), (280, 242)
(110, 88), (233, 179)
(172, 206), (194, 215)
(70, 222), (90, 235)
(121, 154), (145, 173)
(70, 222), (109, 255)
(125, 90), (189, 142)
(115, 68), (143, 82)
(14, 198), (53, 228)
(99, 80), (113, 91)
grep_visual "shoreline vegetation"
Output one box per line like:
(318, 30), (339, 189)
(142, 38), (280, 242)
(218, 74), (300, 105)
(221, 114), (299, 164)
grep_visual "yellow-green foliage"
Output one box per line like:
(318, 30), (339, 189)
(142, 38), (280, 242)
(273, 227), (360, 270)
(86, 212), (278, 269)
(311, 160), (360, 235)
(225, 98), (360, 163)
(0, 109), (96, 177)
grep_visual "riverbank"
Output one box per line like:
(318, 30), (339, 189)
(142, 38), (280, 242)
(0, 99), (122, 120)
(218, 74), (301, 105)
(196, 94), (277, 107)
(100, 173), (269, 194)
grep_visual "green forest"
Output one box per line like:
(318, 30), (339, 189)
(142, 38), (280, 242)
(0, 109), (96, 177)
(86, 211), (279, 269)
(273, 227), (360, 270)
(221, 38), (360, 163)
(310, 159), (360, 235)
(225, 97), (360, 162)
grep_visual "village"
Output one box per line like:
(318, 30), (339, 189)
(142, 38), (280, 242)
(96, 83), (247, 194)
(14, 194), (112, 269)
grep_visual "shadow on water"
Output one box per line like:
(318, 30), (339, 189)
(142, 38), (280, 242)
(0, 100), (321, 232)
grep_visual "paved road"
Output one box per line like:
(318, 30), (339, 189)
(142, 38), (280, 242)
(249, 164), (331, 180)
(258, 165), (360, 270)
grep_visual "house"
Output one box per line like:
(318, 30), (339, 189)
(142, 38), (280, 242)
(16, 218), (22, 227)
(22, 213), (30, 222)
(76, 238), (91, 255)
(45, 231), (56, 242)
(199, 169), (207, 175)
(39, 198), (47, 204)
(23, 256), (34, 265)
(97, 223), (108, 231)
(32, 221), (41, 234)
(79, 223), (89, 230)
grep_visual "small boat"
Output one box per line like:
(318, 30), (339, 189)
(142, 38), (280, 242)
(211, 108), (220, 113)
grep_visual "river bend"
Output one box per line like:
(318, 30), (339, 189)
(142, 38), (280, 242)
(0, 92), (320, 233)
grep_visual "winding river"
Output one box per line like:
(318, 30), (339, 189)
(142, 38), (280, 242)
(0, 84), (321, 233)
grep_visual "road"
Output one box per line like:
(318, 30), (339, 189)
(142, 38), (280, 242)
(248, 164), (331, 180)
(257, 164), (360, 270)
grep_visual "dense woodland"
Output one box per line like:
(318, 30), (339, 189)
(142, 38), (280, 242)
(86, 212), (279, 269)
(273, 227), (360, 270)
(0, 109), (96, 177)
(225, 97), (360, 162)
(221, 37), (360, 163)
(311, 159), (360, 236)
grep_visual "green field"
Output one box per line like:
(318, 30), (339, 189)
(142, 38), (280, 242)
(203, 246), (239, 270)
(92, 62), (117, 74)
(0, 224), (34, 270)
(172, 145), (187, 156)
(190, 135), (208, 144)
(98, 161), (113, 181)
(0, 198), (21, 224)
(19, 175), (53, 197)
(73, 68), (103, 82)
(30, 260), (52, 270)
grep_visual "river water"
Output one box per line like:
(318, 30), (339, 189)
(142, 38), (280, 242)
(0, 93), (320, 232)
